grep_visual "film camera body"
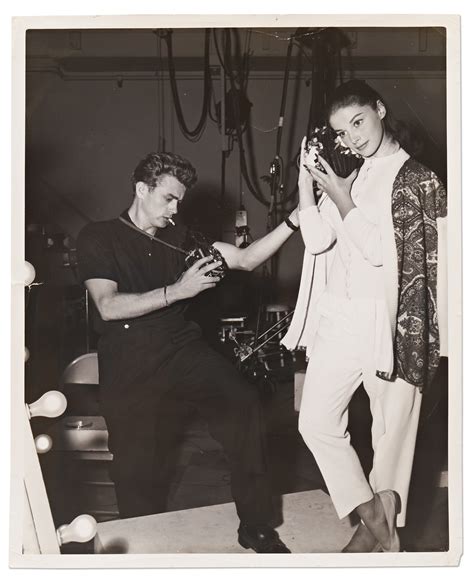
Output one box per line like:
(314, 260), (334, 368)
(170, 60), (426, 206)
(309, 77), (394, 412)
(184, 231), (228, 280)
(305, 125), (363, 178)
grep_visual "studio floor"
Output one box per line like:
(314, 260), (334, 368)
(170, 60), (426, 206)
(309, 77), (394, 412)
(54, 359), (449, 555)
(164, 378), (448, 554)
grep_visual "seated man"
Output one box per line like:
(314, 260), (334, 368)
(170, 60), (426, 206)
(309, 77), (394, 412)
(76, 151), (300, 553)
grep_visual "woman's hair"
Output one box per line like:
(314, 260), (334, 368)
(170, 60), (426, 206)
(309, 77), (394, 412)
(132, 152), (198, 193)
(325, 79), (422, 156)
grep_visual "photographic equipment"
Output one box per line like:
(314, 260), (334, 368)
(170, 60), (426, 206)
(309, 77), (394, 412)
(305, 125), (363, 178)
(118, 217), (228, 281)
(184, 233), (228, 281)
(184, 246), (227, 280)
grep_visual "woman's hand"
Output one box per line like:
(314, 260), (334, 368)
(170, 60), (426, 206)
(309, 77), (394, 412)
(305, 155), (358, 219)
(298, 136), (315, 191)
(298, 136), (320, 210)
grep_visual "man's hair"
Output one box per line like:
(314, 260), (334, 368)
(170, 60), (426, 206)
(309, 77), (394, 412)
(132, 152), (198, 193)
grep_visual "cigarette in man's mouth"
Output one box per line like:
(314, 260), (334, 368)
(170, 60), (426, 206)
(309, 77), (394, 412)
(168, 217), (176, 226)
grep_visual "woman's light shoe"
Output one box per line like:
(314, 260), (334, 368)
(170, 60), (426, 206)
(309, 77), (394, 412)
(342, 523), (381, 553)
(376, 489), (401, 552)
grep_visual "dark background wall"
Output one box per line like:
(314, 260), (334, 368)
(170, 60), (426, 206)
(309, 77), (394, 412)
(24, 26), (447, 392)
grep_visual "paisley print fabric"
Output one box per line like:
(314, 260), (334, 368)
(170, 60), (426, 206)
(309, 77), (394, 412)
(391, 159), (447, 390)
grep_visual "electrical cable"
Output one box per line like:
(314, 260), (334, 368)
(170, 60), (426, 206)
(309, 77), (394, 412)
(231, 28), (245, 89)
(247, 27), (330, 42)
(212, 29), (240, 85)
(155, 32), (166, 150)
(163, 29), (211, 141)
(275, 38), (293, 157)
(213, 28), (320, 210)
(221, 29), (270, 206)
(214, 28), (286, 208)
(250, 123), (279, 133)
(292, 39), (315, 66)
(208, 82), (219, 123)
(243, 29), (252, 93)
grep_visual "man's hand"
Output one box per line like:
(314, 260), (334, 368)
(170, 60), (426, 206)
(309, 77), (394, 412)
(171, 256), (222, 300)
(84, 258), (221, 321)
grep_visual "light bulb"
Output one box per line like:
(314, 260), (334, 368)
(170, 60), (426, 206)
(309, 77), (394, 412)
(27, 390), (67, 419)
(34, 434), (52, 454)
(56, 514), (97, 545)
(24, 261), (36, 286)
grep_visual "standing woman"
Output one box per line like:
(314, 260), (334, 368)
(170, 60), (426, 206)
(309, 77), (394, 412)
(282, 79), (447, 552)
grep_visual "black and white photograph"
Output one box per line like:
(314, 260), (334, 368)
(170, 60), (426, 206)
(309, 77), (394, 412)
(9, 12), (462, 568)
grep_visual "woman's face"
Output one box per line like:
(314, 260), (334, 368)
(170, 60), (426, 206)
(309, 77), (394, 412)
(329, 101), (386, 158)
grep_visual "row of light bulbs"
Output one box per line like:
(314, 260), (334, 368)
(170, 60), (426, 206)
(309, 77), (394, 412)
(24, 260), (98, 547)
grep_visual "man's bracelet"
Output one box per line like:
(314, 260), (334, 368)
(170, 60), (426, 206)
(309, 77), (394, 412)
(284, 216), (300, 232)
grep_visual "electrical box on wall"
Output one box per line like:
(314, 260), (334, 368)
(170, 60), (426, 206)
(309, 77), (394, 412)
(235, 207), (250, 248)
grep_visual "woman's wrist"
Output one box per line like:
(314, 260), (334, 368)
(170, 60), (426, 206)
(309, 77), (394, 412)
(337, 197), (356, 220)
(298, 182), (317, 207)
(298, 175), (314, 192)
(284, 216), (300, 231)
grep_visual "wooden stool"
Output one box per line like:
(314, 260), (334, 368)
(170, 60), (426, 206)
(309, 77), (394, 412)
(219, 316), (247, 343)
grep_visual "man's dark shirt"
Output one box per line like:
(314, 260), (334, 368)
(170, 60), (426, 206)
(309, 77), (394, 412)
(77, 210), (196, 337)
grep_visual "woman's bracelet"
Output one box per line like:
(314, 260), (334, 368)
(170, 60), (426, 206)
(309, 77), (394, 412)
(284, 216), (300, 232)
(164, 286), (169, 307)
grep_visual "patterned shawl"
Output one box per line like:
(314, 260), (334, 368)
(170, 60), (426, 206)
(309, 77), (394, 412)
(391, 159), (447, 391)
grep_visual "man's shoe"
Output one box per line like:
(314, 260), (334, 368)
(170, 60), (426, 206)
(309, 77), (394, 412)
(238, 524), (291, 553)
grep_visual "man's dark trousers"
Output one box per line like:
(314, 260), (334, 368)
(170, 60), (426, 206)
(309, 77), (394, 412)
(98, 319), (274, 525)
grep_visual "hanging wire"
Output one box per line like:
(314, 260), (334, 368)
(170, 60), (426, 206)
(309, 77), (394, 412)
(163, 29), (211, 142)
(243, 29), (252, 93)
(160, 37), (166, 149)
(212, 29), (240, 85)
(211, 27), (343, 211)
(155, 33), (166, 151)
(250, 123), (280, 133)
(222, 29), (270, 206)
(214, 27), (305, 209)
(208, 86), (219, 124)
(292, 38), (316, 66)
(212, 27), (269, 206)
(239, 161), (243, 207)
(247, 27), (330, 42)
